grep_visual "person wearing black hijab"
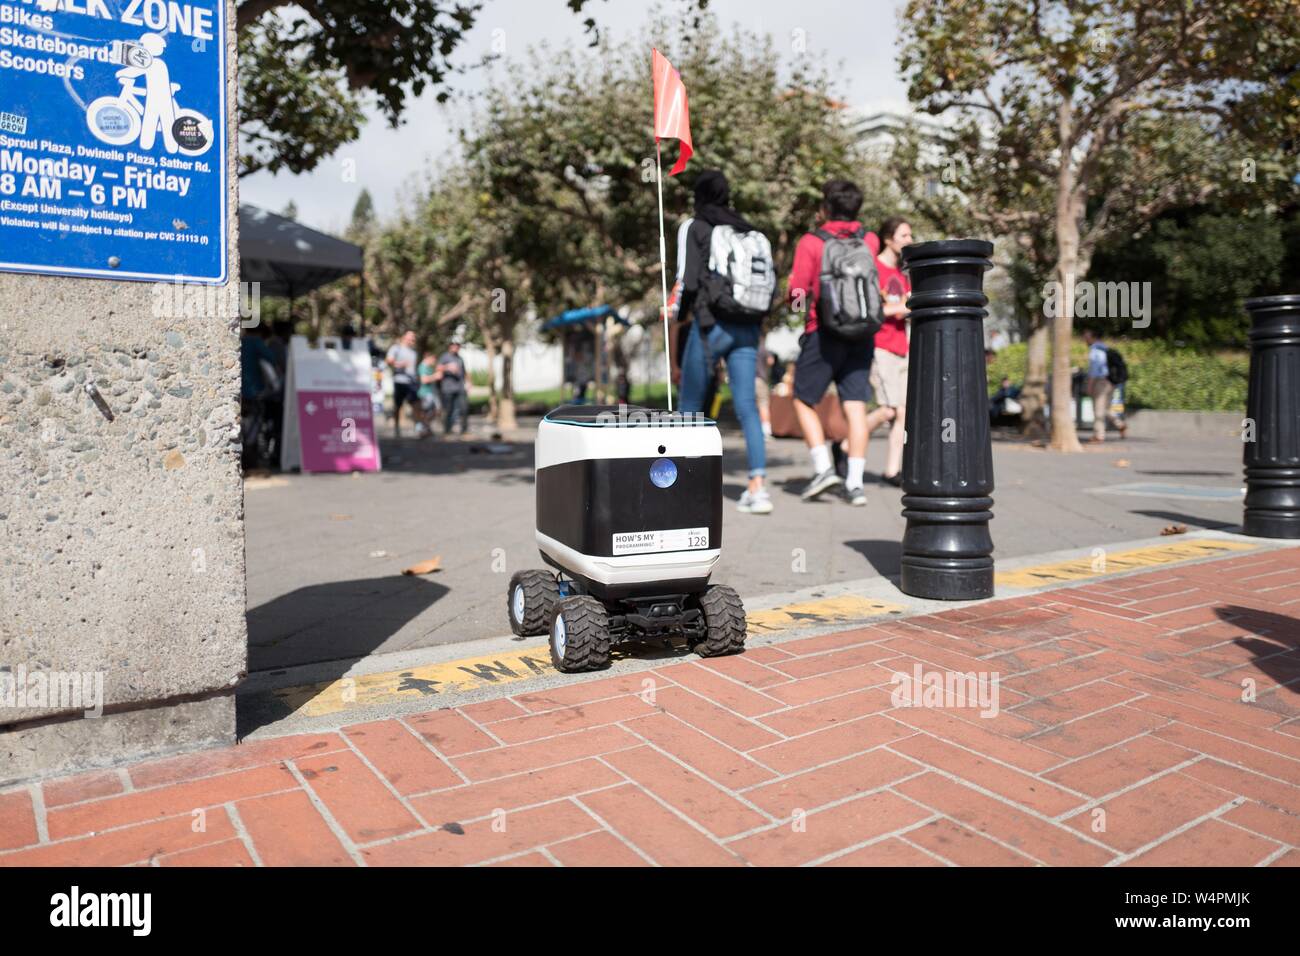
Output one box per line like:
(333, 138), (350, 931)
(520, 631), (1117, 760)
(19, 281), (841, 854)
(675, 170), (772, 515)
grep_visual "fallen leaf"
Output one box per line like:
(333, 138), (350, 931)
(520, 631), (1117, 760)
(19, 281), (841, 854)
(1113, 459), (1130, 468)
(1160, 524), (1188, 536)
(329, 514), (352, 521)
(403, 557), (442, 575)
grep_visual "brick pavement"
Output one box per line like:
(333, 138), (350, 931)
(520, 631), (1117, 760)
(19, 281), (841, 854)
(3, 547), (1299, 867)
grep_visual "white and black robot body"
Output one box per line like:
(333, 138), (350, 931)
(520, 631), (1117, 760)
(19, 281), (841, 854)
(509, 405), (747, 672)
(534, 404), (722, 605)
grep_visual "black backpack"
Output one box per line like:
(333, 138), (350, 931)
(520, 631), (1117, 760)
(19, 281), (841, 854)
(815, 228), (884, 342)
(1106, 347), (1128, 386)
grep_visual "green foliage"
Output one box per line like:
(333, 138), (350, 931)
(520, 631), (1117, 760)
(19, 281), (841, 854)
(464, 13), (862, 321)
(235, 0), (696, 176)
(349, 190), (377, 239)
(896, 0), (1299, 444)
(1089, 210), (1288, 347)
(987, 339), (1250, 412)
(237, 15), (366, 177)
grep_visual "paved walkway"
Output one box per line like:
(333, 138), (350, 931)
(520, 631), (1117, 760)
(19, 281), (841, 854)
(244, 420), (1248, 669)
(3, 547), (1299, 867)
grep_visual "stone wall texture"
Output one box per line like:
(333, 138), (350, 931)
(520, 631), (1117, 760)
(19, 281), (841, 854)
(0, 0), (244, 778)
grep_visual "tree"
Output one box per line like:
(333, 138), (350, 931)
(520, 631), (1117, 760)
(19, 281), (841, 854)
(235, 0), (705, 176)
(363, 187), (475, 344)
(349, 189), (377, 239)
(1091, 207), (1289, 346)
(465, 13), (862, 327)
(899, 0), (1300, 450)
(446, 13), (866, 421)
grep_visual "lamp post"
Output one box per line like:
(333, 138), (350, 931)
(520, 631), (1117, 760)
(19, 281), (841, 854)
(1243, 294), (1300, 538)
(898, 239), (996, 600)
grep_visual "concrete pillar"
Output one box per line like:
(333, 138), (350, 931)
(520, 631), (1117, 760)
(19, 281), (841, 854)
(0, 3), (244, 783)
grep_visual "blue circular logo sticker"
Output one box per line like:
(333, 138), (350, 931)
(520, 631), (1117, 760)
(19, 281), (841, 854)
(649, 457), (677, 489)
(94, 106), (133, 136)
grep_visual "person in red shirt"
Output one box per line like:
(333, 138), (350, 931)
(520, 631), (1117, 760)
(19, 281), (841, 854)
(867, 217), (914, 485)
(787, 180), (878, 505)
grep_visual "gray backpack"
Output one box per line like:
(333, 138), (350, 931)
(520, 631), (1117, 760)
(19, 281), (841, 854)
(815, 228), (884, 342)
(704, 224), (776, 320)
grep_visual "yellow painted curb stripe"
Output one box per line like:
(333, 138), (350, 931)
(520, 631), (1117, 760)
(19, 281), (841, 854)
(746, 595), (904, 633)
(273, 646), (555, 719)
(269, 593), (905, 719)
(993, 538), (1258, 589)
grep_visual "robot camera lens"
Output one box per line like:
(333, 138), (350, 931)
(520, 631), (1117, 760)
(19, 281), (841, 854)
(649, 457), (677, 489)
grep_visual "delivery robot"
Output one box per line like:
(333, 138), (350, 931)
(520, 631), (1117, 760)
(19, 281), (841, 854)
(507, 405), (746, 672)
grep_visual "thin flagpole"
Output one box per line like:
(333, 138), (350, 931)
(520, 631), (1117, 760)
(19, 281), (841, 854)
(655, 140), (673, 412)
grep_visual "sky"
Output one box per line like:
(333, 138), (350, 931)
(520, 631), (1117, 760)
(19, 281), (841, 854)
(239, 0), (911, 233)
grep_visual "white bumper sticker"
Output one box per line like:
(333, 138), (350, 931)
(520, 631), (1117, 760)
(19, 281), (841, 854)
(612, 527), (710, 556)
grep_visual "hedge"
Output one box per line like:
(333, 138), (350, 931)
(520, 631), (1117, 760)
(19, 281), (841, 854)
(986, 339), (1249, 412)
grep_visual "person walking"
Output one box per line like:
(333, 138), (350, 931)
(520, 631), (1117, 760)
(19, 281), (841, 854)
(438, 340), (469, 436)
(865, 217), (914, 486)
(786, 180), (877, 506)
(676, 170), (775, 515)
(385, 329), (419, 439)
(415, 349), (442, 439)
(1083, 328), (1128, 442)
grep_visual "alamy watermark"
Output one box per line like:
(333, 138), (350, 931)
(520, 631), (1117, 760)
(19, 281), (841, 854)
(150, 278), (261, 326)
(594, 404), (712, 426)
(0, 665), (104, 718)
(50, 886), (150, 936)
(889, 663), (1000, 718)
(1043, 274), (1151, 328)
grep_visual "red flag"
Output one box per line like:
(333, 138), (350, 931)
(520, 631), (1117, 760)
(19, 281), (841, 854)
(652, 48), (692, 176)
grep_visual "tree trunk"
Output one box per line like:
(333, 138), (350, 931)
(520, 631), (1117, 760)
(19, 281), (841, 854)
(1049, 97), (1083, 453)
(498, 335), (517, 431)
(1019, 318), (1050, 438)
(481, 331), (499, 423)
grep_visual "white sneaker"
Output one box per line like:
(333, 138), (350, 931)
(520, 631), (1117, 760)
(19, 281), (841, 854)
(738, 489), (774, 514)
(843, 485), (866, 506)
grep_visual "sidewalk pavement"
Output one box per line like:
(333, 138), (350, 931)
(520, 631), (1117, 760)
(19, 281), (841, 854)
(4, 547), (1299, 867)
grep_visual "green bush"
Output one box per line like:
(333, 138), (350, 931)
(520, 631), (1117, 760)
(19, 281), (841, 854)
(987, 339), (1249, 412)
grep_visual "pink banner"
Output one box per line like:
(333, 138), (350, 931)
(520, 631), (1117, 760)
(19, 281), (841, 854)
(296, 390), (380, 473)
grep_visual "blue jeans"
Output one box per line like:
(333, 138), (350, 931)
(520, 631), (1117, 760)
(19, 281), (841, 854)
(679, 321), (766, 478)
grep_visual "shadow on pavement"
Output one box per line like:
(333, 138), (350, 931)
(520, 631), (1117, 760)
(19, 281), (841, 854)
(376, 435), (535, 477)
(1130, 509), (1239, 531)
(844, 538), (904, 581)
(1215, 605), (1300, 698)
(241, 575), (449, 735)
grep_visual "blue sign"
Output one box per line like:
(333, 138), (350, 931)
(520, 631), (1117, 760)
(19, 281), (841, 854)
(0, 0), (227, 283)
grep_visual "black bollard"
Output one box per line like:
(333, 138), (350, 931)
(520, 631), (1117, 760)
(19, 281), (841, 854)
(1243, 294), (1300, 538)
(898, 239), (995, 600)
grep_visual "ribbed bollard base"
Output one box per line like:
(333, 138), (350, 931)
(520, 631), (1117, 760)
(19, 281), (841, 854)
(900, 559), (994, 601)
(1243, 512), (1300, 537)
(1243, 467), (1300, 538)
(899, 494), (995, 600)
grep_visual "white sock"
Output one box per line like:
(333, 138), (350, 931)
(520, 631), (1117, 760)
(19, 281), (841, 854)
(847, 457), (865, 489)
(762, 421), (772, 437)
(810, 443), (832, 475)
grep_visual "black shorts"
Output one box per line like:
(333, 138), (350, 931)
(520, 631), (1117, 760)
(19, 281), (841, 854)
(393, 381), (417, 410)
(793, 329), (873, 406)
